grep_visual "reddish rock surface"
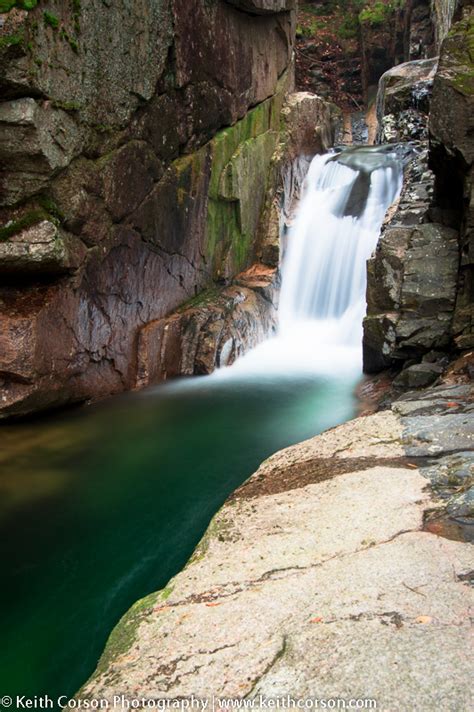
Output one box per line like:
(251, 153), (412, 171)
(0, 1), (339, 419)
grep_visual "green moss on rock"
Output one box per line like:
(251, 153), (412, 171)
(205, 95), (281, 276)
(37, 194), (64, 223)
(0, 209), (50, 241)
(359, 0), (404, 26)
(444, 16), (474, 96)
(0, 31), (23, 49)
(43, 10), (59, 29)
(92, 590), (160, 678)
(177, 286), (221, 313)
(0, 0), (37, 11)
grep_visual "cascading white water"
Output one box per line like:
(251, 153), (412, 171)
(280, 147), (402, 343)
(218, 145), (403, 379)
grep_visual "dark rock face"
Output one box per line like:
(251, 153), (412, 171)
(376, 58), (437, 143)
(359, 3), (407, 99)
(364, 3), (473, 376)
(364, 147), (459, 373)
(407, 0), (436, 59)
(0, 1), (337, 418)
(430, 7), (474, 350)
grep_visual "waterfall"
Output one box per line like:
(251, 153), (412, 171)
(280, 146), (402, 341)
(219, 145), (403, 378)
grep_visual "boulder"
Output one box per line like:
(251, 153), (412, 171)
(278, 91), (338, 159)
(376, 58), (437, 143)
(364, 148), (459, 376)
(393, 362), (444, 389)
(364, 221), (459, 371)
(363, 128), (463, 376)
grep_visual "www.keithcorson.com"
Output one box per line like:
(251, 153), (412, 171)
(2, 695), (377, 710)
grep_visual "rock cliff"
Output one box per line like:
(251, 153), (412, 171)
(363, 0), (474, 378)
(0, 0), (337, 418)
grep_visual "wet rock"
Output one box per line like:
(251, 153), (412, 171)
(376, 58), (437, 144)
(446, 488), (474, 521)
(393, 362), (444, 389)
(392, 383), (474, 416)
(421, 451), (474, 490)
(172, 0), (293, 124)
(403, 413), (474, 456)
(278, 91), (337, 159)
(422, 350), (450, 366)
(0, 1), (173, 127)
(364, 220), (459, 372)
(219, 132), (277, 240)
(100, 142), (164, 222)
(136, 265), (278, 386)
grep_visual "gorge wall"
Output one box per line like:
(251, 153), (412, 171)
(363, 0), (474, 384)
(0, 0), (337, 419)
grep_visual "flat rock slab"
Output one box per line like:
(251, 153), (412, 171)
(81, 396), (473, 711)
(403, 413), (474, 456)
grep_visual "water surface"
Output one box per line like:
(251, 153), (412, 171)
(0, 372), (357, 705)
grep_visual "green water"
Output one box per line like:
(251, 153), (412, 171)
(0, 372), (357, 706)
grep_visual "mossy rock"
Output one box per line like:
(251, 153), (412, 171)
(443, 15), (474, 96)
(0, 208), (49, 241)
(205, 96), (281, 278)
(88, 590), (160, 679)
(0, 0), (37, 11)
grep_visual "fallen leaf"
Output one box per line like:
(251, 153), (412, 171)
(205, 602), (222, 607)
(310, 617), (323, 623)
(415, 615), (433, 624)
(446, 402), (459, 407)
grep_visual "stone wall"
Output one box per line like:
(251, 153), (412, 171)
(0, 0), (336, 418)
